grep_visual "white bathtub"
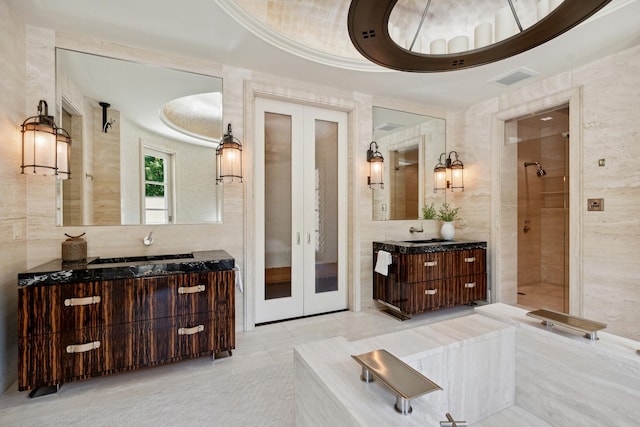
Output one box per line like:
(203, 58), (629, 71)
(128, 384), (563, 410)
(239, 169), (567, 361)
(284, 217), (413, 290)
(294, 304), (640, 426)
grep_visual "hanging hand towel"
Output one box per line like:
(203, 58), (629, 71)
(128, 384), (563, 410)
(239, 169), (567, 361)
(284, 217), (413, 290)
(233, 266), (243, 292)
(374, 250), (393, 276)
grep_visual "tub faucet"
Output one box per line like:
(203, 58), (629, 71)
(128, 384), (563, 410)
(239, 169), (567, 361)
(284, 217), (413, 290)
(440, 413), (468, 427)
(409, 223), (423, 233)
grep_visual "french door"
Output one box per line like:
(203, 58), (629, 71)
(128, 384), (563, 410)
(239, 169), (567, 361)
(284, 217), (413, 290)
(254, 98), (348, 323)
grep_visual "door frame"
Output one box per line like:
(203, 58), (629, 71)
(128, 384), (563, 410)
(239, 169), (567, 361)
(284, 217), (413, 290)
(491, 87), (583, 315)
(243, 83), (356, 330)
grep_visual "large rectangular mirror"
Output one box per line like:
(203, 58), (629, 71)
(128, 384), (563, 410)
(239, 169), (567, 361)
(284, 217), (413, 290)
(372, 107), (446, 220)
(55, 49), (224, 226)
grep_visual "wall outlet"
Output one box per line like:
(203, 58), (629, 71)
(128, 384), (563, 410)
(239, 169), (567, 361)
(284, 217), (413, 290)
(13, 223), (23, 240)
(587, 198), (604, 211)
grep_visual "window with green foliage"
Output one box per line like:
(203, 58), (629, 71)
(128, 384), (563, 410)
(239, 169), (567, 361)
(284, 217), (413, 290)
(143, 148), (173, 224)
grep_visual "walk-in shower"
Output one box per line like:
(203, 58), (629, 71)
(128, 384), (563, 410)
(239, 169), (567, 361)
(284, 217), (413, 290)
(524, 161), (547, 177)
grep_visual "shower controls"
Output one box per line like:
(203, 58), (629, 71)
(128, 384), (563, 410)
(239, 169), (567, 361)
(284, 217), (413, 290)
(588, 198), (604, 211)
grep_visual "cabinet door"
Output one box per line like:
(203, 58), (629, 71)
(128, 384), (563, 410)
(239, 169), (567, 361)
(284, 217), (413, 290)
(214, 270), (235, 352)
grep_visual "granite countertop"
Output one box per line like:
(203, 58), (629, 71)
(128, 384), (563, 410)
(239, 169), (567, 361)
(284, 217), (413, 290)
(373, 239), (487, 254)
(18, 250), (235, 287)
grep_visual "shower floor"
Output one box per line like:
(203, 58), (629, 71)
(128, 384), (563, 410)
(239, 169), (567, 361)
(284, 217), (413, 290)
(517, 282), (565, 312)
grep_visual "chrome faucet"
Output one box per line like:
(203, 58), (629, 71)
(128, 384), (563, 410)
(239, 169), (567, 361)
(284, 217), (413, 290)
(409, 223), (423, 233)
(143, 231), (154, 246)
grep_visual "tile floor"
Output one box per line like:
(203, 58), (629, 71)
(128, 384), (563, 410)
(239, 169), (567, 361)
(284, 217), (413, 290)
(0, 305), (475, 426)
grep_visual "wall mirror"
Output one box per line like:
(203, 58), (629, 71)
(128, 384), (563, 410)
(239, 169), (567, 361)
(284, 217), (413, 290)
(55, 48), (224, 226)
(372, 107), (446, 221)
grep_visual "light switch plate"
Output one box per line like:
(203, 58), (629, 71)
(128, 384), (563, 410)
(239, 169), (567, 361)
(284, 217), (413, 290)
(587, 198), (604, 211)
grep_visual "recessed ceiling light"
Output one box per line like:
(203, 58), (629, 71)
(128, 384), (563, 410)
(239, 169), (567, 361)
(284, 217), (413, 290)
(540, 116), (554, 121)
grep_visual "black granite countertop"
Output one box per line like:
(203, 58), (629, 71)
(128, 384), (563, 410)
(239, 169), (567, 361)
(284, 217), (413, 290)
(373, 239), (487, 254)
(18, 250), (235, 287)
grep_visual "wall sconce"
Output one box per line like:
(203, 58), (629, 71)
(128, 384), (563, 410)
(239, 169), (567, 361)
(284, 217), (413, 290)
(216, 123), (243, 184)
(21, 100), (71, 179)
(367, 141), (384, 189)
(434, 151), (464, 192)
(99, 102), (116, 133)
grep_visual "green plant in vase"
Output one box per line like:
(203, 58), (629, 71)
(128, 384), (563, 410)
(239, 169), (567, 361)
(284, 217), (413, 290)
(437, 202), (460, 240)
(422, 202), (437, 220)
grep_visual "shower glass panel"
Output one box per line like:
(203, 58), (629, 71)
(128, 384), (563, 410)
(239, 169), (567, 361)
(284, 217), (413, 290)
(510, 105), (570, 313)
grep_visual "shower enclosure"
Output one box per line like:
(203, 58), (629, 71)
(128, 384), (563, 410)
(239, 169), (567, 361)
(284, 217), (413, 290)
(511, 106), (570, 313)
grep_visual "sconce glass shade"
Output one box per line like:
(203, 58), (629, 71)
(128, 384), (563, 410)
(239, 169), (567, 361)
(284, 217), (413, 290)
(433, 163), (447, 193)
(367, 141), (384, 189)
(449, 159), (464, 192)
(216, 123), (243, 184)
(433, 151), (464, 192)
(21, 100), (71, 177)
(56, 128), (71, 180)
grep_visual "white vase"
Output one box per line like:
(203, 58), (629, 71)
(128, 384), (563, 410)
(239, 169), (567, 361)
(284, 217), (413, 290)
(440, 221), (455, 240)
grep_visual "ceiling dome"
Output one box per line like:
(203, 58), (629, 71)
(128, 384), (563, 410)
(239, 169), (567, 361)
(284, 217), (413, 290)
(160, 92), (223, 142)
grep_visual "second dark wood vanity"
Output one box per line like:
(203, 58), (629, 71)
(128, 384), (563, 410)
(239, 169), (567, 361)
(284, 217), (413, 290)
(17, 250), (235, 393)
(373, 240), (487, 317)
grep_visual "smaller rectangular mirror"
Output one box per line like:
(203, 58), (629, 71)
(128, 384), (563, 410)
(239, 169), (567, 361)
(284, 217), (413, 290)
(372, 107), (446, 220)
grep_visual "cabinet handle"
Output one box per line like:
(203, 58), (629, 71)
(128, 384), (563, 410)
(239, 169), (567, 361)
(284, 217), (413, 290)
(178, 325), (205, 335)
(425, 289), (437, 295)
(66, 341), (101, 354)
(64, 296), (101, 307)
(464, 257), (476, 263)
(464, 282), (476, 288)
(424, 261), (437, 267)
(178, 285), (205, 294)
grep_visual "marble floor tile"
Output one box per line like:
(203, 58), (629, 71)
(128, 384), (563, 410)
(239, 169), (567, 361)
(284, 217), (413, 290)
(0, 306), (474, 426)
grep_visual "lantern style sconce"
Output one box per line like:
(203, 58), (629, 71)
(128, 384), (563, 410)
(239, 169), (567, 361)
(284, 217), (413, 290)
(216, 123), (243, 184)
(367, 141), (384, 189)
(434, 151), (464, 192)
(21, 100), (71, 179)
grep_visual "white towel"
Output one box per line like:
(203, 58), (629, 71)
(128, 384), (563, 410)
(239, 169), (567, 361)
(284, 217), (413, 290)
(374, 250), (393, 276)
(233, 266), (243, 292)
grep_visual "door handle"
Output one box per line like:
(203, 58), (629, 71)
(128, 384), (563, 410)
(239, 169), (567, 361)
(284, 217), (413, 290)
(297, 232), (301, 245)
(307, 232), (311, 244)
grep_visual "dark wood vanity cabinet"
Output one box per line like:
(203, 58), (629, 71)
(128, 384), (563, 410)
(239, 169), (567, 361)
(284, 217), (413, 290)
(373, 244), (486, 316)
(18, 269), (235, 391)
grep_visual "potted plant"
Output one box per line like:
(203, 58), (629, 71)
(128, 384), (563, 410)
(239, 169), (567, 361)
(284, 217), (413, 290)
(437, 202), (460, 240)
(422, 202), (437, 220)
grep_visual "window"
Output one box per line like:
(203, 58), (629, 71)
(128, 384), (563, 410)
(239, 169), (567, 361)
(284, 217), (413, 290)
(143, 148), (173, 224)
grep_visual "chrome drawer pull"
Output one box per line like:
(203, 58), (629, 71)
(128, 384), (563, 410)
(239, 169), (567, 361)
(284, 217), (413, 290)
(425, 289), (437, 295)
(424, 261), (437, 267)
(64, 296), (101, 307)
(178, 285), (205, 294)
(178, 325), (205, 335)
(66, 341), (101, 354)
(464, 257), (476, 263)
(464, 282), (476, 289)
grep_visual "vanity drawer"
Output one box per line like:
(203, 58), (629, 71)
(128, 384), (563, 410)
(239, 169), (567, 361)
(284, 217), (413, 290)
(397, 252), (452, 283)
(456, 274), (487, 304)
(18, 280), (127, 336)
(133, 312), (227, 366)
(18, 323), (133, 391)
(451, 249), (486, 276)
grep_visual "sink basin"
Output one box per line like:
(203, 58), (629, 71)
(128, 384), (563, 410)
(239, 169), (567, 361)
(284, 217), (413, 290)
(402, 239), (448, 244)
(89, 253), (194, 265)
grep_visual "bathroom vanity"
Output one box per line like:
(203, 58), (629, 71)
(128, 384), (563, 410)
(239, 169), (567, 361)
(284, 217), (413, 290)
(17, 250), (235, 393)
(373, 240), (487, 317)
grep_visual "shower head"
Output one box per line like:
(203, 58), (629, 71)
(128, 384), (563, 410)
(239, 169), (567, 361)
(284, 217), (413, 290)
(524, 161), (547, 177)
